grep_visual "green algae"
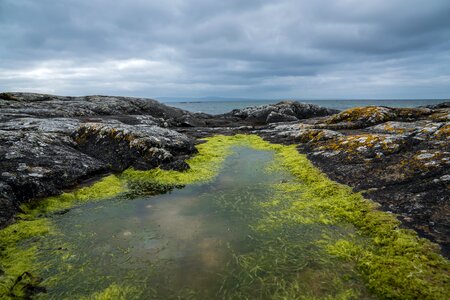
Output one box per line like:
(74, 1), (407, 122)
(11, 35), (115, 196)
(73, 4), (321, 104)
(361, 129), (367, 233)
(79, 283), (142, 300)
(119, 134), (450, 299)
(0, 134), (449, 299)
(235, 135), (449, 299)
(21, 175), (126, 218)
(0, 218), (53, 298)
(0, 175), (125, 298)
(121, 135), (235, 185)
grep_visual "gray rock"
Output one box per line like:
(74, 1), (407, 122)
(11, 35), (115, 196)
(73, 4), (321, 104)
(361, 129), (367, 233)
(223, 100), (339, 124)
(0, 92), (201, 227)
(73, 122), (196, 171)
(265, 111), (299, 123)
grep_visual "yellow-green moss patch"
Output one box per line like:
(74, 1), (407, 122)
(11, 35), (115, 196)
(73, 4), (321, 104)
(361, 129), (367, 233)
(316, 133), (406, 158)
(80, 283), (142, 300)
(121, 135), (256, 185)
(0, 218), (53, 298)
(21, 175), (126, 218)
(326, 106), (395, 125)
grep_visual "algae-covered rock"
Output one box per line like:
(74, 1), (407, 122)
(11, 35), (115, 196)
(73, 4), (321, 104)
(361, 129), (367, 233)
(325, 106), (396, 126)
(322, 106), (432, 129)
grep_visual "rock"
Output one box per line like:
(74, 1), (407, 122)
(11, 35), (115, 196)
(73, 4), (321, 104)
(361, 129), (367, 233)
(73, 122), (196, 171)
(0, 182), (17, 227)
(265, 111), (299, 123)
(0, 92), (210, 126)
(222, 100), (339, 124)
(321, 106), (432, 129)
(0, 93), (200, 228)
(424, 101), (450, 109)
(0, 128), (107, 221)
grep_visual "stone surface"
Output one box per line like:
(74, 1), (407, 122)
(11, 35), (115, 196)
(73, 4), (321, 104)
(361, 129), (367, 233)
(221, 100), (339, 124)
(73, 122), (196, 171)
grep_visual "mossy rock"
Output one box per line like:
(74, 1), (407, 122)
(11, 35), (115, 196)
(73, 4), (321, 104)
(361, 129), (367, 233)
(325, 106), (396, 126)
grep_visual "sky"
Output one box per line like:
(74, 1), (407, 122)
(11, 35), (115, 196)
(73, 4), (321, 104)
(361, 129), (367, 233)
(1, 0), (450, 100)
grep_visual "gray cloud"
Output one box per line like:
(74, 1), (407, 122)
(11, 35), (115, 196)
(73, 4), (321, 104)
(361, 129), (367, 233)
(1, 0), (449, 99)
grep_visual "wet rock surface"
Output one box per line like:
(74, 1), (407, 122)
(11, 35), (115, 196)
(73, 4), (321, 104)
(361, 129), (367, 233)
(1, 92), (449, 257)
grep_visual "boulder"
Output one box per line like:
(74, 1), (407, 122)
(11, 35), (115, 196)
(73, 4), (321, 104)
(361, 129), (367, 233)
(73, 122), (196, 171)
(223, 100), (339, 124)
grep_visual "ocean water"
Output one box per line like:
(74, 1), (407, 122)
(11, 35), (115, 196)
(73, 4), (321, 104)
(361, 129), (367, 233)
(163, 99), (446, 115)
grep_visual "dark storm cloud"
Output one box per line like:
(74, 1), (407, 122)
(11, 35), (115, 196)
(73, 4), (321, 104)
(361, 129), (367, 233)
(0, 0), (449, 98)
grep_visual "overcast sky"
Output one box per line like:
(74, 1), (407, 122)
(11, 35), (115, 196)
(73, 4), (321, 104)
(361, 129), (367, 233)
(1, 0), (450, 99)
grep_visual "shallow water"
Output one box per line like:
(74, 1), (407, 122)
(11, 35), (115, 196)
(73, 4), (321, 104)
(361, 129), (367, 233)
(34, 147), (373, 299)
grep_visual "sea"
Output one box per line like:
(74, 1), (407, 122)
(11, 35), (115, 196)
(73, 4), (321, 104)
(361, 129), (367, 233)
(162, 99), (447, 115)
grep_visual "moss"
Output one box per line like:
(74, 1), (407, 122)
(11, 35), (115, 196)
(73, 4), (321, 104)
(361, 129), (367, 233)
(80, 283), (142, 300)
(245, 136), (449, 299)
(21, 175), (126, 217)
(379, 122), (408, 133)
(318, 133), (405, 157)
(295, 129), (339, 144)
(121, 135), (240, 185)
(396, 107), (432, 120)
(0, 218), (53, 298)
(435, 124), (450, 140)
(326, 106), (431, 125)
(326, 106), (395, 125)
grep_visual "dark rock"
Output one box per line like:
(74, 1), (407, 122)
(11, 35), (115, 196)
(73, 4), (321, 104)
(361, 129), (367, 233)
(0, 92), (210, 126)
(265, 111), (298, 123)
(160, 159), (190, 171)
(0, 93), (200, 228)
(73, 122), (196, 171)
(222, 100), (339, 124)
(424, 101), (450, 109)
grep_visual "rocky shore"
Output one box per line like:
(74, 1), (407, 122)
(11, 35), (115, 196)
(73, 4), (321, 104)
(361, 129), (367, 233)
(1, 92), (448, 256)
